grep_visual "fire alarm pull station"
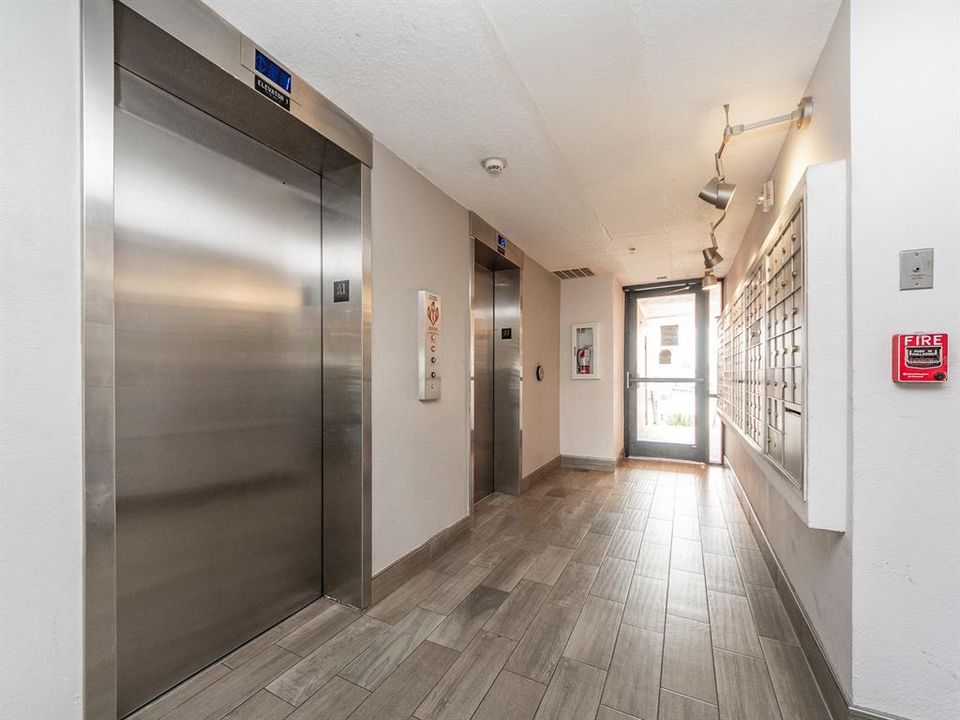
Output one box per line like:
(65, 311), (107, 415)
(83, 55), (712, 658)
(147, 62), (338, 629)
(418, 291), (441, 401)
(892, 333), (948, 383)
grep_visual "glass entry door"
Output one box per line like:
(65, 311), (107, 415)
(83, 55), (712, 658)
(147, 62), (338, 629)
(625, 280), (709, 462)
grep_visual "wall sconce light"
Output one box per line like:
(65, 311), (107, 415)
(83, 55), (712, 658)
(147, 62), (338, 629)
(757, 179), (775, 213)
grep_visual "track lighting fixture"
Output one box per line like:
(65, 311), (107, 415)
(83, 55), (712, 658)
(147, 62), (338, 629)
(698, 177), (737, 211)
(697, 104), (737, 211)
(701, 212), (726, 269)
(702, 246), (723, 268)
(696, 97), (813, 282)
(701, 268), (719, 288)
(697, 97), (813, 210)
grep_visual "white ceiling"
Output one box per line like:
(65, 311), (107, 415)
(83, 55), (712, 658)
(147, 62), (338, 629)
(203, 0), (840, 284)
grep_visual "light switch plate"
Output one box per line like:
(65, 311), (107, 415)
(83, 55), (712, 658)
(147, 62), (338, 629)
(899, 248), (934, 290)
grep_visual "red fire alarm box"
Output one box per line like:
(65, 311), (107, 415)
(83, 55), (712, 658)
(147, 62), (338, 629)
(892, 333), (948, 383)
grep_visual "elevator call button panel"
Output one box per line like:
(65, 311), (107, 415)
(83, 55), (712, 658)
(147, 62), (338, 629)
(418, 291), (441, 401)
(892, 333), (948, 383)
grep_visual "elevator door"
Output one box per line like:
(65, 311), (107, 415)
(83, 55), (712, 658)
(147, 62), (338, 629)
(473, 263), (495, 502)
(115, 73), (325, 715)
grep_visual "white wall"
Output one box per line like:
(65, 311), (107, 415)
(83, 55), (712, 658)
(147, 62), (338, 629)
(722, 0), (853, 694)
(370, 141), (471, 573)
(848, 2), (960, 717)
(559, 274), (624, 462)
(0, 2), (84, 718)
(521, 259), (561, 477)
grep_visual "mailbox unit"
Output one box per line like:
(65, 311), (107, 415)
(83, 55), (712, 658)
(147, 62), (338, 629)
(718, 161), (848, 531)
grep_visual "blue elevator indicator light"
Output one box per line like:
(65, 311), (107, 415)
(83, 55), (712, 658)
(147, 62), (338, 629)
(255, 50), (292, 93)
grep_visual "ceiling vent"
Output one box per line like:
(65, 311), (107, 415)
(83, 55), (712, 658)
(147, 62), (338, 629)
(553, 267), (595, 280)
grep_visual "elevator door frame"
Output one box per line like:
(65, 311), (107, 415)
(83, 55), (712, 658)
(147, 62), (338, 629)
(472, 263), (495, 502)
(80, 1), (373, 716)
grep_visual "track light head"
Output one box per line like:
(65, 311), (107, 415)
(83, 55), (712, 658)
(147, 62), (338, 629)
(702, 269), (719, 288)
(698, 177), (737, 210)
(702, 246), (723, 268)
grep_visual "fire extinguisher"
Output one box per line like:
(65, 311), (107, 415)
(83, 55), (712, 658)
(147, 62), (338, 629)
(577, 346), (591, 374)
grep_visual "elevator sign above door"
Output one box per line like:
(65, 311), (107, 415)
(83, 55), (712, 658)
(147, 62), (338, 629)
(418, 291), (442, 401)
(892, 333), (948, 383)
(253, 49), (292, 110)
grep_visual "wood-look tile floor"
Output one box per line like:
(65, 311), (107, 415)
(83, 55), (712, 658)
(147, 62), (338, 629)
(131, 460), (830, 720)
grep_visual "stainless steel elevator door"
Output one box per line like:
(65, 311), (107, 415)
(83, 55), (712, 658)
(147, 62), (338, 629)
(473, 263), (495, 502)
(115, 73), (324, 715)
(493, 268), (522, 496)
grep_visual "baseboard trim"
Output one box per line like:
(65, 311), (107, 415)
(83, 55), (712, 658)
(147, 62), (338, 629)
(849, 707), (911, 720)
(520, 455), (560, 493)
(561, 454), (619, 471)
(723, 458), (851, 720)
(623, 455), (705, 466)
(370, 515), (472, 605)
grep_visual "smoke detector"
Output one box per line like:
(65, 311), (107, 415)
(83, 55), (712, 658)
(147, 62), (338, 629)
(480, 157), (508, 176)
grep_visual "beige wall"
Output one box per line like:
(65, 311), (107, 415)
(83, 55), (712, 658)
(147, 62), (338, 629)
(371, 141), (563, 571)
(725, 4), (850, 294)
(521, 259), (561, 477)
(370, 141), (472, 573)
(559, 274), (624, 462)
(722, 0), (852, 694)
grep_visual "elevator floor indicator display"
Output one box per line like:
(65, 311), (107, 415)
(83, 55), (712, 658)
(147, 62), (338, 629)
(255, 50), (292, 92)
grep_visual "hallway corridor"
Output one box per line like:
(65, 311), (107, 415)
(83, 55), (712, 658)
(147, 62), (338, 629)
(130, 460), (829, 720)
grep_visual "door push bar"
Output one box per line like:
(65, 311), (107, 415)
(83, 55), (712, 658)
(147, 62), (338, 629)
(627, 373), (706, 387)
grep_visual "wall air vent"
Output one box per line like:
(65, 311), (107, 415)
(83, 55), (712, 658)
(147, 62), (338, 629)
(553, 267), (595, 280)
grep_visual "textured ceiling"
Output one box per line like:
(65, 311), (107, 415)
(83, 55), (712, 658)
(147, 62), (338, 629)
(203, 0), (840, 283)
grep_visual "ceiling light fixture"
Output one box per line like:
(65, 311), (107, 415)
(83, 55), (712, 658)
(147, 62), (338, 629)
(480, 157), (508, 176)
(702, 268), (719, 288)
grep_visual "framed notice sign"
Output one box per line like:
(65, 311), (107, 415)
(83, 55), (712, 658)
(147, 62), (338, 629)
(572, 323), (599, 380)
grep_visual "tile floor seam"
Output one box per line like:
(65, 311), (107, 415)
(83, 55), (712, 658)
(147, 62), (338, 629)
(697, 513), (726, 719)
(722, 478), (787, 720)
(654, 490), (676, 718)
